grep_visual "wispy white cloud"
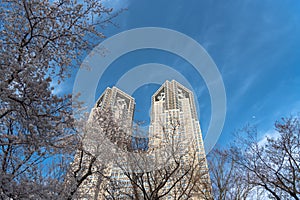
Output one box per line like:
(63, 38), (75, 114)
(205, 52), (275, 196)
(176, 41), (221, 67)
(258, 101), (300, 146)
(103, 0), (130, 10)
(257, 129), (280, 147)
(230, 71), (259, 108)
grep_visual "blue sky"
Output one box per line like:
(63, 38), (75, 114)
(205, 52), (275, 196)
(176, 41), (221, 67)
(64, 0), (300, 148)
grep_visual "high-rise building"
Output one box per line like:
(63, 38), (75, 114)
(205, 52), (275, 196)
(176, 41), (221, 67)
(95, 86), (135, 133)
(72, 87), (135, 200)
(94, 86), (136, 197)
(148, 80), (211, 199)
(75, 81), (211, 199)
(149, 80), (206, 163)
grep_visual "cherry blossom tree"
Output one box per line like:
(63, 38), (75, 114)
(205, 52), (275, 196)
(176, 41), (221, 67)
(207, 116), (300, 200)
(0, 0), (121, 199)
(208, 149), (253, 200)
(229, 116), (300, 200)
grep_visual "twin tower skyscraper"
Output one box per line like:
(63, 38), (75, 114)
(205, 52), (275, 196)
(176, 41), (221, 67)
(82, 80), (211, 199)
(96, 80), (206, 159)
